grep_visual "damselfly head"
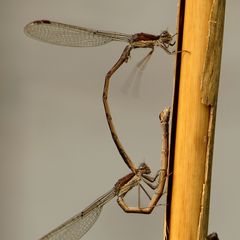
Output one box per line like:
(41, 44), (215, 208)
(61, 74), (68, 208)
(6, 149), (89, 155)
(138, 162), (151, 174)
(159, 30), (174, 44)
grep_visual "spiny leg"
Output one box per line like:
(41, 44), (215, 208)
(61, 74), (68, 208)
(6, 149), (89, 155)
(136, 48), (154, 69)
(132, 48), (154, 97)
(140, 183), (151, 200)
(142, 169), (162, 183)
(138, 183), (141, 208)
(161, 43), (176, 55)
(121, 48), (154, 97)
(143, 171), (166, 190)
(138, 173), (170, 208)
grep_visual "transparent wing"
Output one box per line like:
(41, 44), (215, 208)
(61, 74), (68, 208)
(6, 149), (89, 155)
(39, 206), (102, 240)
(24, 20), (132, 47)
(39, 188), (116, 240)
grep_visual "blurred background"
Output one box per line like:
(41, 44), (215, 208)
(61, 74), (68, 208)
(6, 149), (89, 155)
(0, 0), (239, 239)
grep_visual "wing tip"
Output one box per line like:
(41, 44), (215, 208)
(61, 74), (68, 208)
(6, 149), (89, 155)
(24, 19), (51, 35)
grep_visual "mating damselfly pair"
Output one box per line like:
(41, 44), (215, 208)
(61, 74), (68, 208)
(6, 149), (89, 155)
(24, 19), (174, 240)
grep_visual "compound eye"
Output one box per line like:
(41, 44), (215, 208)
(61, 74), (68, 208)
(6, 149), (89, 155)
(160, 30), (169, 37)
(139, 162), (146, 169)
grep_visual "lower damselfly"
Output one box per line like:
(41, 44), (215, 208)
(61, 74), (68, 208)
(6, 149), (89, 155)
(35, 108), (170, 240)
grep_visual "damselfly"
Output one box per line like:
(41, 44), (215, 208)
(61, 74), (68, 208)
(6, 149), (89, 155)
(24, 20), (175, 52)
(24, 20), (175, 173)
(35, 108), (170, 240)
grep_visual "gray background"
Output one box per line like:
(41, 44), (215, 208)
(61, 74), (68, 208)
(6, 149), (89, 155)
(0, 0), (239, 239)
